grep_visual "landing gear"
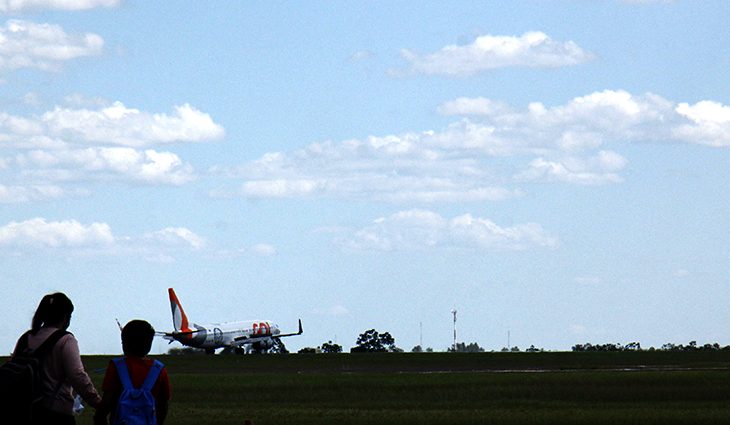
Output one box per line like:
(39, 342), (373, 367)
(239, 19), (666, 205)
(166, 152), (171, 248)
(205, 348), (216, 355)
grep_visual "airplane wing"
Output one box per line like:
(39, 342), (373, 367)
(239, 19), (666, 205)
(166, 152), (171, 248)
(231, 335), (274, 346)
(277, 319), (304, 338)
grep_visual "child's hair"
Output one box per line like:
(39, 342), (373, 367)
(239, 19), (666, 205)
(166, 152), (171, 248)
(121, 320), (156, 357)
(32, 292), (74, 334)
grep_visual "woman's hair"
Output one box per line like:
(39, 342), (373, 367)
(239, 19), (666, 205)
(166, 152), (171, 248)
(31, 292), (74, 334)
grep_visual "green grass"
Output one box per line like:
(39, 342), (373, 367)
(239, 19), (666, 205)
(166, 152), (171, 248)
(46, 352), (730, 424)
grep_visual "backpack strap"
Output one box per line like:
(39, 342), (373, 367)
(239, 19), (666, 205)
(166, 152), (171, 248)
(113, 358), (163, 391)
(112, 357), (134, 390)
(33, 330), (70, 358)
(140, 360), (163, 392)
(14, 330), (32, 354)
(17, 329), (69, 358)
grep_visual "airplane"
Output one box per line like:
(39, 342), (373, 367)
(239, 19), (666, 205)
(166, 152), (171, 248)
(160, 287), (302, 354)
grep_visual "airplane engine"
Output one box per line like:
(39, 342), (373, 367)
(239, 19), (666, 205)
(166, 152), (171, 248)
(252, 339), (274, 352)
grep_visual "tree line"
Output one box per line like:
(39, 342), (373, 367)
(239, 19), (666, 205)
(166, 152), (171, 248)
(571, 341), (730, 352)
(167, 328), (730, 355)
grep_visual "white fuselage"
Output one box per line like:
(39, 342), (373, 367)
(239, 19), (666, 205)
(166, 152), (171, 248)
(174, 320), (281, 349)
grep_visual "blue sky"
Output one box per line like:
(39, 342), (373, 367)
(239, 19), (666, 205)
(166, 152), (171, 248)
(2, 0), (729, 354)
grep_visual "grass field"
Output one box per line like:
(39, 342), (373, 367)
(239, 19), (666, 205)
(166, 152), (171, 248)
(41, 351), (730, 424)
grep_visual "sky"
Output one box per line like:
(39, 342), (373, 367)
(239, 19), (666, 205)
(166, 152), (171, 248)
(1, 0), (730, 355)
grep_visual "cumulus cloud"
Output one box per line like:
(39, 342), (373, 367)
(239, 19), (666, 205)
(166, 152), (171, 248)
(0, 100), (223, 193)
(0, 218), (220, 261)
(516, 151), (628, 185)
(221, 132), (522, 203)
(0, 101), (223, 149)
(441, 90), (730, 150)
(220, 89), (730, 201)
(398, 31), (593, 76)
(42, 102), (225, 147)
(145, 227), (205, 250)
(674, 101), (730, 147)
(0, 183), (77, 203)
(338, 209), (557, 252)
(0, 0), (119, 12)
(0, 20), (103, 72)
(0, 218), (113, 247)
(16, 147), (196, 185)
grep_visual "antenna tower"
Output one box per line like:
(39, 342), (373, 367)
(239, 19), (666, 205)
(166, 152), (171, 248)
(451, 308), (457, 351)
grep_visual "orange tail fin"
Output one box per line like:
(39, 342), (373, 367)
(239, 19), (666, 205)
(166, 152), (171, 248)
(168, 288), (191, 333)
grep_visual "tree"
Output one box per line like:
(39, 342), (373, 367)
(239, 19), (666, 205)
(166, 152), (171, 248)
(351, 329), (397, 352)
(298, 347), (318, 354)
(449, 342), (484, 353)
(411, 345), (423, 353)
(321, 341), (342, 353)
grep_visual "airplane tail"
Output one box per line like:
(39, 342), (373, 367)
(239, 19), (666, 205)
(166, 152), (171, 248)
(168, 288), (192, 333)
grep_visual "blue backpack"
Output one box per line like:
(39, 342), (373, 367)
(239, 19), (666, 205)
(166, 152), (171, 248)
(112, 357), (163, 425)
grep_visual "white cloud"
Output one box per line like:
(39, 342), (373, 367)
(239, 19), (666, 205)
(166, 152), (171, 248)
(437, 97), (512, 117)
(0, 20), (103, 72)
(211, 243), (278, 259)
(17, 147), (196, 185)
(0, 218), (216, 261)
(241, 179), (327, 198)
(516, 151), (628, 185)
(221, 90), (730, 202)
(438, 90), (674, 154)
(339, 209), (557, 252)
(145, 227), (205, 250)
(0, 218), (114, 247)
(0, 183), (74, 203)
(349, 50), (374, 62)
(0, 101), (224, 151)
(674, 101), (730, 147)
(0, 0), (119, 12)
(250, 243), (277, 256)
(223, 132), (521, 203)
(42, 102), (225, 147)
(0, 100), (224, 193)
(398, 31), (593, 76)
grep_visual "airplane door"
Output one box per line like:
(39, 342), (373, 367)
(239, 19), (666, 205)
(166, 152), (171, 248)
(213, 327), (223, 345)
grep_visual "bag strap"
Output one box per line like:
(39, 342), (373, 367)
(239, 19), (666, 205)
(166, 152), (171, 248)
(113, 358), (163, 391)
(112, 357), (134, 390)
(14, 330), (32, 354)
(35, 330), (70, 358)
(140, 360), (163, 392)
(20, 329), (70, 358)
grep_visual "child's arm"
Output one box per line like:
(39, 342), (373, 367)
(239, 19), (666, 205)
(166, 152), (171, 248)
(93, 360), (119, 425)
(93, 391), (114, 425)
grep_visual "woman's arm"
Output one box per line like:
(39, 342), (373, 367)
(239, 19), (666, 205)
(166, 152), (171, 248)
(58, 334), (102, 407)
